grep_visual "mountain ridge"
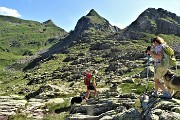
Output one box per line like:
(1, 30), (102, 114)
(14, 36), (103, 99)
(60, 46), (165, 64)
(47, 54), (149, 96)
(120, 8), (180, 39)
(22, 8), (180, 70)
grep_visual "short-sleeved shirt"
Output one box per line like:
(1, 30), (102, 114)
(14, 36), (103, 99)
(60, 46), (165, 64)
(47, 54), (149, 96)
(154, 44), (163, 66)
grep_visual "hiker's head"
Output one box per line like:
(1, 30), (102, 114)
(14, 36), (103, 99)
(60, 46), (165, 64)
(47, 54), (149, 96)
(92, 70), (98, 74)
(83, 69), (91, 76)
(152, 36), (166, 46)
(85, 69), (90, 73)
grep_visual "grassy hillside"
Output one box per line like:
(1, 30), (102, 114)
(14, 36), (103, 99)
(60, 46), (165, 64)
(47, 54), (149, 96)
(1, 33), (179, 96)
(0, 15), (67, 70)
(0, 33), (179, 120)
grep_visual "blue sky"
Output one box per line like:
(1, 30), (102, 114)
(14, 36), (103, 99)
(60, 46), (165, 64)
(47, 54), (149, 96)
(0, 0), (179, 32)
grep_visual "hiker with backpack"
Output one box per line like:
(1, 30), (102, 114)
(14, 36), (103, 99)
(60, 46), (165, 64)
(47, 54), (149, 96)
(84, 69), (98, 100)
(146, 36), (175, 99)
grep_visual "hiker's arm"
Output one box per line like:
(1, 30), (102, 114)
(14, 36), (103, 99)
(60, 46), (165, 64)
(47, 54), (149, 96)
(92, 77), (96, 87)
(147, 51), (162, 59)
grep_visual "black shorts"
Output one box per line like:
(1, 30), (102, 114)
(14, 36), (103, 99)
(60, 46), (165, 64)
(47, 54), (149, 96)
(87, 85), (95, 90)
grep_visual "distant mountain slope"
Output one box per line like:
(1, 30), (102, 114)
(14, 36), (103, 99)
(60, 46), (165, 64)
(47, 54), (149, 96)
(23, 8), (180, 71)
(23, 9), (121, 70)
(35, 9), (120, 56)
(0, 15), (68, 70)
(0, 15), (67, 55)
(121, 8), (180, 39)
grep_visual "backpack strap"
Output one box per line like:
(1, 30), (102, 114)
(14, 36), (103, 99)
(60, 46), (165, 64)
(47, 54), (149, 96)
(89, 74), (94, 84)
(162, 49), (170, 68)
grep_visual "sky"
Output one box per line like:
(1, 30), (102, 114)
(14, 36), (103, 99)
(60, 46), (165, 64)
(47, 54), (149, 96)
(0, 0), (179, 32)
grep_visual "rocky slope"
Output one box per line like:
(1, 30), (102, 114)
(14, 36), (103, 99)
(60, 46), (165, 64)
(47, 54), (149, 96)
(44, 9), (121, 55)
(0, 84), (179, 120)
(116, 8), (180, 39)
(22, 9), (121, 70)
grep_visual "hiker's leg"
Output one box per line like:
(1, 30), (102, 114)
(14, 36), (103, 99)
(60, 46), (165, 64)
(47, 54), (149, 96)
(94, 89), (97, 97)
(171, 90), (177, 96)
(156, 78), (172, 99)
(85, 90), (90, 99)
(154, 78), (159, 91)
(166, 86), (171, 94)
(154, 66), (167, 91)
(154, 78), (166, 92)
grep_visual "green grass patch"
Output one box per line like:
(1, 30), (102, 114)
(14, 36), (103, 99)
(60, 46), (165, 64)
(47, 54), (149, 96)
(8, 114), (32, 120)
(121, 67), (144, 77)
(120, 81), (154, 95)
(0, 51), (22, 70)
(45, 99), (70, 113)
(0, 71), (28, 95)
(132, 98), (142, 113)
(42, 112), (69, 120)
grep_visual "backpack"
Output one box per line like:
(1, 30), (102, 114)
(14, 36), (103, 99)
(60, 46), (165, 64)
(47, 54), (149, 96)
(84, 72), (93, 86)
(162, 44), (176, 67)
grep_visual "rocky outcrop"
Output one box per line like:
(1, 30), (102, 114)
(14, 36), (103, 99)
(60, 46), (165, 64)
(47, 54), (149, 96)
(0, 95), (66, 119)
(139, 93), (180, 120)
(120, 8), (180, 39)
(0, 81), (180, 120)
(67, 89), (137, 120)
(67, 89), (180, 120)
(43, 19), (56, 27)
(74, 9), (121, 35)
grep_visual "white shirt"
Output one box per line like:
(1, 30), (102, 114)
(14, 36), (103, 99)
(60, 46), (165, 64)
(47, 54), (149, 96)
(155, 44), (163, 66)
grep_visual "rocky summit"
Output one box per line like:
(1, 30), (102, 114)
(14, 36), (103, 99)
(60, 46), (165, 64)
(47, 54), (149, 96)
(118, 8), (180, 39)
(0, 8), (180, 120)
(74, 9), (121, 35)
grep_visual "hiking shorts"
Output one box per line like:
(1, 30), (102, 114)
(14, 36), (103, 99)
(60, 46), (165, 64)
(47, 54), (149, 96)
(87, 85), (95, 90)
(154, 65), (168, 80)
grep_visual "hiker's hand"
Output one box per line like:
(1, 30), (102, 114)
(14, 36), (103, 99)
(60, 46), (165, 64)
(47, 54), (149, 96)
(145, 46), (151, 53)
(146, 50), (152, 55)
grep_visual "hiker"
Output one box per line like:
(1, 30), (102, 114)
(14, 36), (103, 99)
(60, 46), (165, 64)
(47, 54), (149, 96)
(146, 36), (172, 99)
(84, 69), (98, 100)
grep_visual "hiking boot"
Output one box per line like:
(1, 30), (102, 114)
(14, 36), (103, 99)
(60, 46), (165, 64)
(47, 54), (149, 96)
(159, 91), (172, 99)
(84, 97), (89, 102)
(151, 91), (158, 97)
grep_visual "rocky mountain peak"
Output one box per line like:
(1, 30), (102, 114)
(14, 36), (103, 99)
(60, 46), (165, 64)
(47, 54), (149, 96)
(122, 8), (180, 39)
(86, 9), (100, 17)
(140, 8), (179, 19)
(43, 19), (57, 27)
(73, 9), (120, 35)
(43, 19), (53, 23)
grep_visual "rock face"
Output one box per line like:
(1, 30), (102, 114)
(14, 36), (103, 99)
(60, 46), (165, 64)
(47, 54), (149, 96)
(67, 89), (138, 120)
(0, 95), (65, 119)
(122, 8), (180, 39)
(139, 93), (180, 120)
(0, 82), (180, 119)
(43, 19), (58, 27)
(74, 9), (121, 35)
(67, 89), (180, 120)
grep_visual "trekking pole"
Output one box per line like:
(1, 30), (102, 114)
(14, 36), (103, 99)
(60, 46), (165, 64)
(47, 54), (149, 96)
(146, 54), (150, 92)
